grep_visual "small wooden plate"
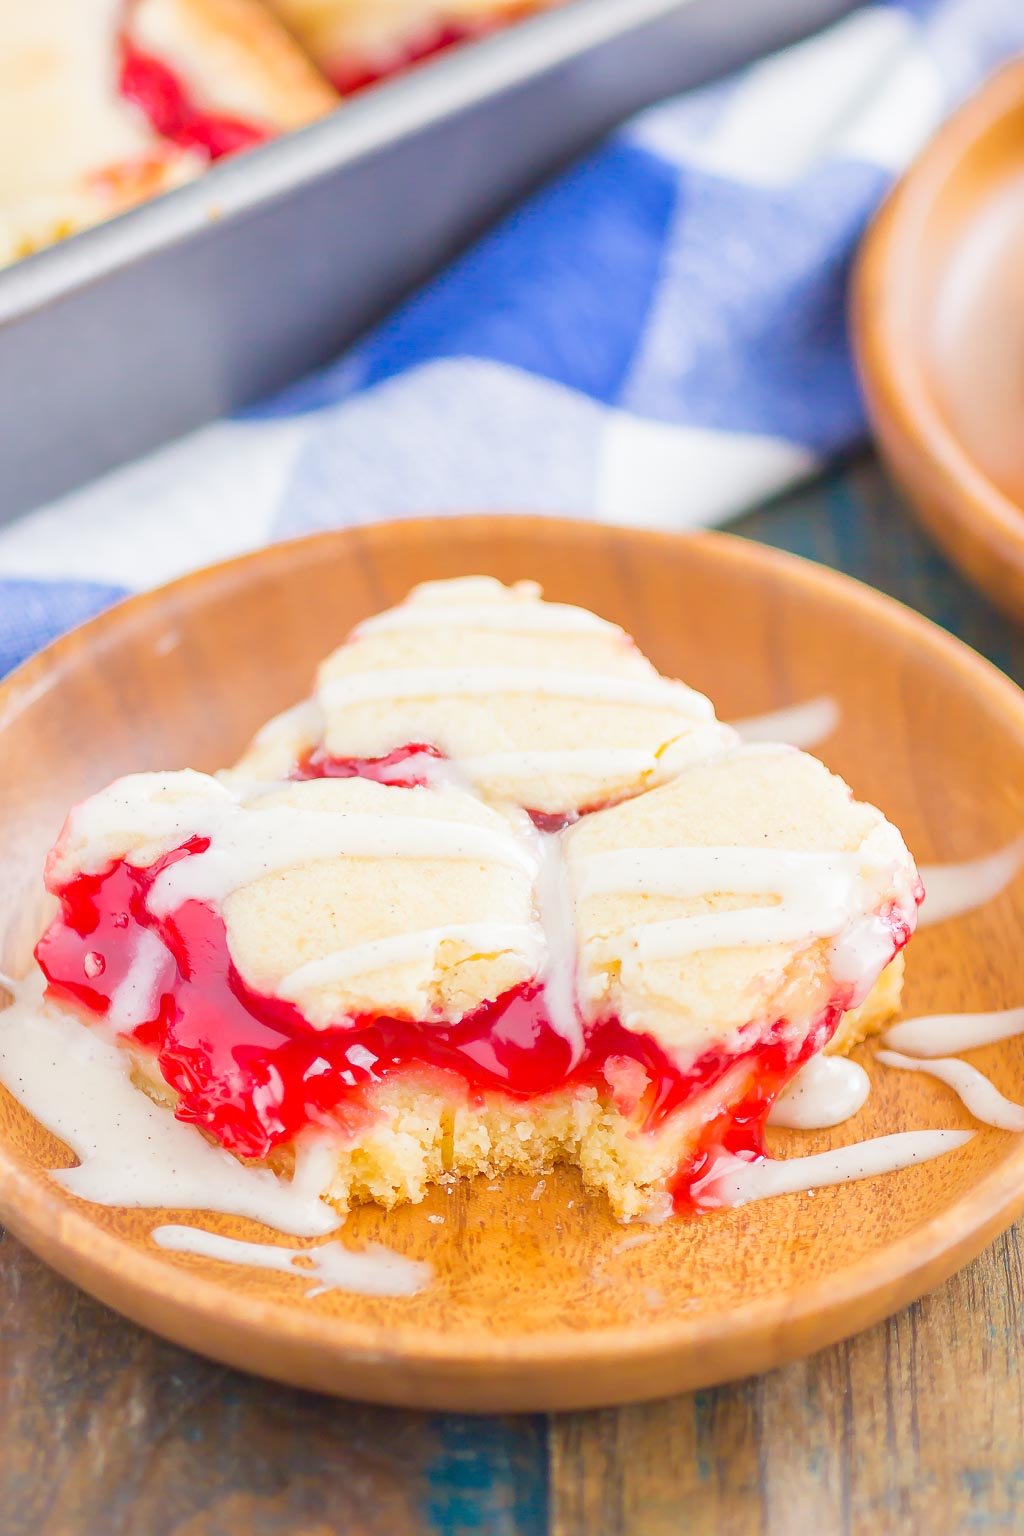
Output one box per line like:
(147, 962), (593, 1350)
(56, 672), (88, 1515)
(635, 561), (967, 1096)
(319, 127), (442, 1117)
(2, 516), (1024, 1413)
(853, 60), (1024, 619)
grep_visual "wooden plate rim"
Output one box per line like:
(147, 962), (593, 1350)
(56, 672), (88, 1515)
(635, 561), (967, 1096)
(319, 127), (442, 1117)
(2, 516), (1024, 1383)
(852, 59), (1024, 568)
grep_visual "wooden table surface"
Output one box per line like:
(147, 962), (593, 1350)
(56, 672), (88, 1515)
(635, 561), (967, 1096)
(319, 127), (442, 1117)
(4, 455), (1024, 1536)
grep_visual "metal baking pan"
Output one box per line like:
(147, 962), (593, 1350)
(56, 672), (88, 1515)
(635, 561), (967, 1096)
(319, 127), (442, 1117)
(0, 0), (856, 520)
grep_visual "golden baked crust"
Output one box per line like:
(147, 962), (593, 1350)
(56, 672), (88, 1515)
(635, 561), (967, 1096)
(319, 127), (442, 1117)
(262, 0), (559, 82)
(133, 0), (338, 128)
(2, 159), (199, 268)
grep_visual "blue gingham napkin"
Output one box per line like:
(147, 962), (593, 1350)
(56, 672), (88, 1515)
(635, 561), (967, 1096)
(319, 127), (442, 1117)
(2, 0), (1022, 680)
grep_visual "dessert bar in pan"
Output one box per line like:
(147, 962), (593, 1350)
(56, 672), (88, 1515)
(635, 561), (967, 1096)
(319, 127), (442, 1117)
(3, 0), (567, 269)
(1, 0), (337, 267)
(0, 0), (856, 518)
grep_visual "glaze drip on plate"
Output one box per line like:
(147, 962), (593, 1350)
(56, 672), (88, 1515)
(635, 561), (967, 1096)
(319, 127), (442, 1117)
(731, 696), (839, 750)
(0, 973), (340, 1236)
(767, 1054), (870, 1130)
(917, 840), (1024, 926)
(884, 1005), (1024, 1056)
(151, 1225), (431, 1297)
(692, 1130), (973, 1209)
(876, 1051), (1024, 1132)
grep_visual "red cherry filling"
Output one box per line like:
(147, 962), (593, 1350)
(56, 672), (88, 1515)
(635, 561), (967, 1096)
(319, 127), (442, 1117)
(35, 844), (908, 1208)
(288, 741), (623, 825)
(326, 20), (494, 95)
(118, 33), (267, 160)
(291, 743), (446, 789)
(528, 810), (578, 834)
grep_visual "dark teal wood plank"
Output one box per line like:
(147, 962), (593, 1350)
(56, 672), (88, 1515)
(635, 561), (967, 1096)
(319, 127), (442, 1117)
(733, 453), (1024, 683)
(425, 1416), (549, 1535)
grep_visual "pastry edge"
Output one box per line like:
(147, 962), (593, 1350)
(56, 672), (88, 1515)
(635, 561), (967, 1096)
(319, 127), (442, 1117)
(125, 955), (905, 1223)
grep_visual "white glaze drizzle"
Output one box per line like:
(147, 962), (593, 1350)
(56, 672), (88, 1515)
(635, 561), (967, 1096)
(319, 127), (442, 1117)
(319, 667), (714, 718)
(0, 976), (430, 1291)
(151, 1225), (431, 1297)
(575, 825), (916, 994)
(278, 922), (543, 999)
(883, 1005), (1024, 1057)
(694, 1130), (972, 1207)
(533, 830), (584, 1064)
(212, 774), (296, 803)
(459, 748), (659, 780)
(148, 807), (537, 914)
(106, 928), (174, 1032)
(354, 602), (619, 637)
(767, 1054), (870, 1129)
(291, 1131), (344, 1201)
(631, 907), (828, 960)
(876, 1050), (1024, 1132)
(577, 843), (856, 896)
(458, 734), (740, 786)
(576, 846), (862, 957)
(0, 970), (984, 1237)
(730, 696), (840, 749)
(0, 974), (340, 1237)
(65, 773), (537, 917)
(917, 840), (1024, 926)
(828, 911), (905, 1007)
(633, 1190), (675, 1225)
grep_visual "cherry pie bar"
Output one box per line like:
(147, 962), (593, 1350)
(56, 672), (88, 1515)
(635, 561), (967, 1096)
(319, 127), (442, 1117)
(1, 0), (337, 265)
(35, 579), (921, 1220)
(259, 0), (561, 94)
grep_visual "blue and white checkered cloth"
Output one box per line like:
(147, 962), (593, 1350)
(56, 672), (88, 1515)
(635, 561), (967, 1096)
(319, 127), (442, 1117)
(2, 0), (1022, 679)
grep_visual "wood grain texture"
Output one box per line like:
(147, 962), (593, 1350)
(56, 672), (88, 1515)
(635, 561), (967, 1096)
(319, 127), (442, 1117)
(0, 1230), (426, 1536)
(550, 460), (1024, 1536)
(550, 1190), (1024, 1535)
(0, 1232), (548, 1536)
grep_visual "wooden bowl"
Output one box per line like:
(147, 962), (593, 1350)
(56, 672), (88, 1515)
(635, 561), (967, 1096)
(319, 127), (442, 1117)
(2, 516), (1024, 1413)
(853, 60), (1024, 620)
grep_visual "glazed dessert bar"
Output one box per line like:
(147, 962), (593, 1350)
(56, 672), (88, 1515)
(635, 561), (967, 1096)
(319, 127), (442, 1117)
(2, 0), (337, 266)
(34, 579), (921, 1221)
